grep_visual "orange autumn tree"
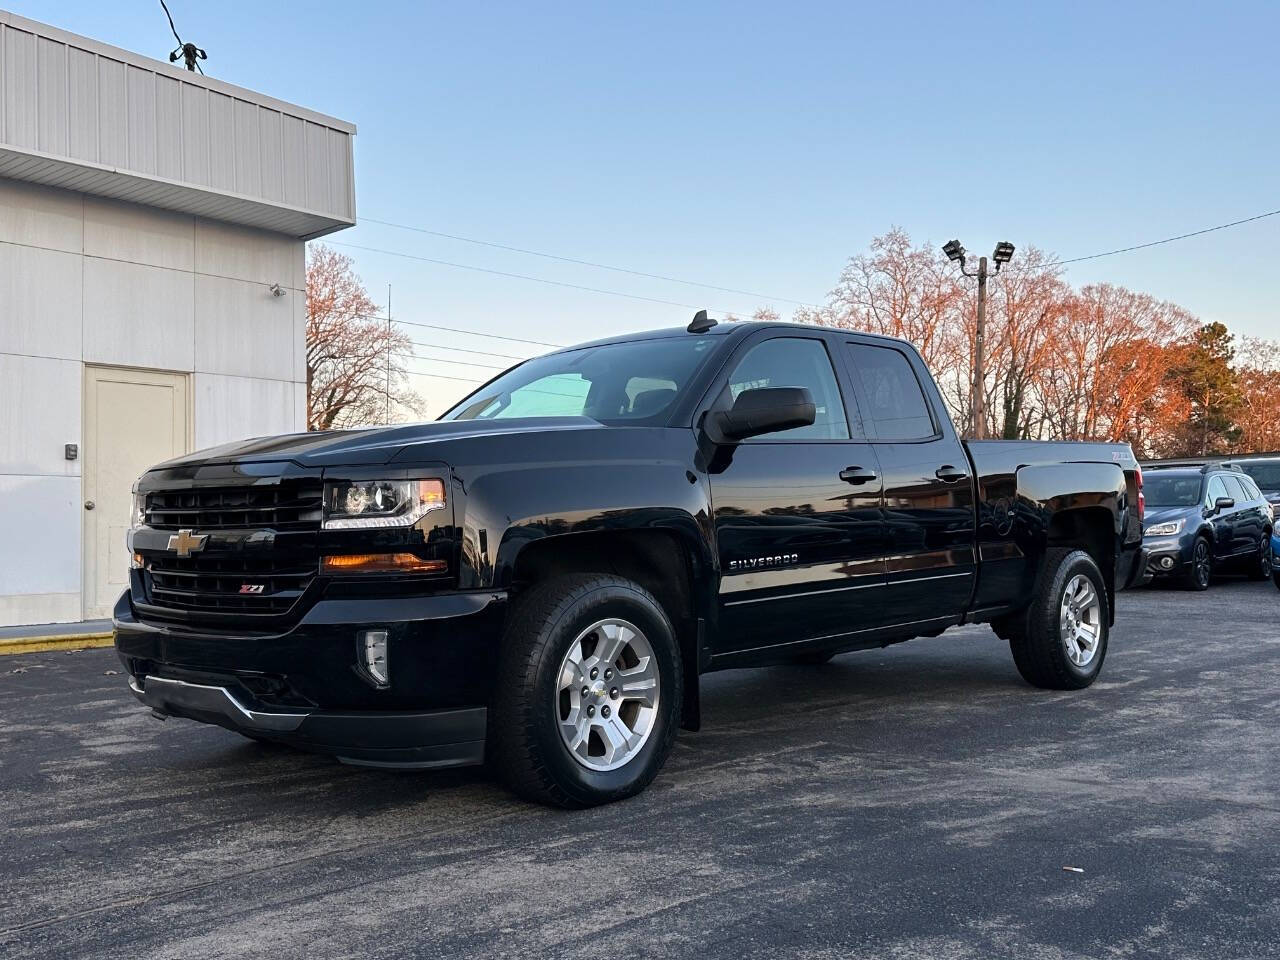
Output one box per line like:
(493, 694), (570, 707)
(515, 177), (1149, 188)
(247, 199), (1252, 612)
(305, 244), (419, 431)
(800, 229), (1280, 455)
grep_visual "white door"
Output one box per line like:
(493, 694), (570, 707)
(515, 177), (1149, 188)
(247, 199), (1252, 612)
(83, 366), (189, 620)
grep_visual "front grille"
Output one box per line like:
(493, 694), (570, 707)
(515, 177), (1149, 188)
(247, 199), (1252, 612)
(145, 482), (323, 531)
(144, 553), (316, 617)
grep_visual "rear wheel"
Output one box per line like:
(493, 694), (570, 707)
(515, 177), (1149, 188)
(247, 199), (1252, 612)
(1181, 537), (1212, 591)
(1247, 534), (1272, 581)
(491, 574), (682, 808)
(1006, 548), (1109, 690)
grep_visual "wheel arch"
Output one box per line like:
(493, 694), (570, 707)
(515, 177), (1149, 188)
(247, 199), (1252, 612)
(509, 528), (707, 731)
(1046, 506), (1117, 624)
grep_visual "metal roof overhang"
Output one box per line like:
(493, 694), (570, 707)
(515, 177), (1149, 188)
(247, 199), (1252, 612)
(0, 144), (352, 240)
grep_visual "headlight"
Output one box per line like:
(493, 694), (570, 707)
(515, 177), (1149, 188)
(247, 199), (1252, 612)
(322, 479), (446, 530)
(1143, 519), (1183, 537)
(130, 482), (146, 529)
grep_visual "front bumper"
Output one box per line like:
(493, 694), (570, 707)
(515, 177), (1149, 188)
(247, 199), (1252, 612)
(128, 674), (486, 768)
(1139, 536), (1190, 581)
(115, 588), (506, 768)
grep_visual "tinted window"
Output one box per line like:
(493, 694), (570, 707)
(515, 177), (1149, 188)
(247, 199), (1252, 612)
(847, 344), (935, 440)
(1221, 475), (1249, 502)
(1239, 476), (1262, 500)
(1144, 475), (1202, 507)
(1240, 461), (1280, 492)
(726, 338), (849, 440)
(444, 336), (717, 424)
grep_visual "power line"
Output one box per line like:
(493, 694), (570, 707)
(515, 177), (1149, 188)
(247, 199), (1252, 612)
(405, 340), (536, 361)
(411, 352), (510, 371)
(328, 241), (735, 314)
(1051, 207), (1280, 267)
(359, 216), (818, 308)
(158, 0), (206, 74)
(393, 317), (565, 348)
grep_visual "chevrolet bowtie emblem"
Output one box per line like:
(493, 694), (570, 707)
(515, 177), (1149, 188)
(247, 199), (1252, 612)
(167, 528), (208, 557)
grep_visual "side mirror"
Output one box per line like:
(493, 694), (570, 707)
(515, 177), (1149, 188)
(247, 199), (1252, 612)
(706, 387), (816, 443)
(1213, 496), (1235, 514)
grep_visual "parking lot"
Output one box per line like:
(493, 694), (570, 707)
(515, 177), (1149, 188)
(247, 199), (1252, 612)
(1, 578), (1277, 959)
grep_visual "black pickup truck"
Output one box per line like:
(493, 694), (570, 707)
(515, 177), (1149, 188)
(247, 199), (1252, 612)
(116, 317), (1147, 807)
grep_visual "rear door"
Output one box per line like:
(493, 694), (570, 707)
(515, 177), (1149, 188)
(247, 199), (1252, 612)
(1222, 475), (1263, 555)
(705, 331), (886, 657)
(839, 338), (976, 627)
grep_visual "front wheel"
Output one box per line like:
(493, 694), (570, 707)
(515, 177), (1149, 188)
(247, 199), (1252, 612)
(1006, 548), (1109, 690)
(1181, 538), (1212, 591)
(490, 574), (683, 808)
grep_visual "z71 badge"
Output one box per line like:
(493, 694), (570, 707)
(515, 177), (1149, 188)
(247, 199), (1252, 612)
(729, 553), (799, 572)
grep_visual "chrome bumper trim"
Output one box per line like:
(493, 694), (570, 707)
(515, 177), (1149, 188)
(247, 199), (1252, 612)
(130, 675), (309, 732)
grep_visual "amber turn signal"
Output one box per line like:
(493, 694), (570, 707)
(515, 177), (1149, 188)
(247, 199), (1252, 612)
(320, 553), (447, 575)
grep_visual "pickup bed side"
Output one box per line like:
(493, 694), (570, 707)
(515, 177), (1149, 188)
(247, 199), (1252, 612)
(965, 440), (1145, 626)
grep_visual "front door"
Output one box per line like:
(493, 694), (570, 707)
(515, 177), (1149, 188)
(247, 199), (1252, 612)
(840, 339), (976, 626)
(83, 366), (188, 619)
(706, 333), (886, 658)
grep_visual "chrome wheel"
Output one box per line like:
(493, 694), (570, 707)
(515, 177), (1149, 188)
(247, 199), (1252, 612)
(556, 618), (660, 772)
(1059, 574), (1102, 668)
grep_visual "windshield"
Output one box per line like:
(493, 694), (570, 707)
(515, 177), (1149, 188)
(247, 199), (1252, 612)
(441, 336), (718, 425)
(1144, 474), (1202, 507)
(1240, 461), (1280, 492)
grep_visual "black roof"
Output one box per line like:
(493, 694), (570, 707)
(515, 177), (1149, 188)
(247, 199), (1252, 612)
(550, 320), (913, 355)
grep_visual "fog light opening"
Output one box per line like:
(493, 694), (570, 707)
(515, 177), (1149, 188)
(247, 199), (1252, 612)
(360, 629), (390, 688)
(1160, 556), (1175, 570)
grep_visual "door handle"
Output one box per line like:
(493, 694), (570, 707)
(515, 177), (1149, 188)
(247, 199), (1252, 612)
(935, 465), (967, 483)
(840, 466), (878, 484)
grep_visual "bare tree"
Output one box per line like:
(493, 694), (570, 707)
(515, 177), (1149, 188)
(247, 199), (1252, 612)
(305, 244), (419, 431)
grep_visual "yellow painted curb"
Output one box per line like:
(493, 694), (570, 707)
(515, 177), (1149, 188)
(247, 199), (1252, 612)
(0, 633), (114, 656)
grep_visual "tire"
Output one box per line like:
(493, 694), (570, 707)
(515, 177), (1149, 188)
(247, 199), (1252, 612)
(1006, 548), (1109, 690)
(788, 649), (836, 666)
(490, 574), (683, 808)
(1247, 534), (1272, 581)
(1181, 537), (1212, 591)
(1273, 570), (1280, 592)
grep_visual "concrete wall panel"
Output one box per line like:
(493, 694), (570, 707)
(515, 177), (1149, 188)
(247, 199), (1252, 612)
(82, 257), (195, 371)
(193, 273), (295, 380)
(0, 242), (82, 359)
(0, 352), (81, 476)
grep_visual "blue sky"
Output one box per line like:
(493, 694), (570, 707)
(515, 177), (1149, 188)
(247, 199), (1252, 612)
(13, 1), (1280, 414)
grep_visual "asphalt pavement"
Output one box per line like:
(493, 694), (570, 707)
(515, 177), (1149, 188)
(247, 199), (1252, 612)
(1, 578), (1277, 959)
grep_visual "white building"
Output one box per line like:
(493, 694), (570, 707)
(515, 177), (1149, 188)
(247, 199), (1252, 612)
(0, 11), (356, 625)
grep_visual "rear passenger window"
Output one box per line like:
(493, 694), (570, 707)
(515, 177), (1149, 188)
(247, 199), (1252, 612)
(1240, 477), (1262, 500)
(726, 337), (850, 440)
(846, 344), (936, 440)
(1222, 476), (1249, 502)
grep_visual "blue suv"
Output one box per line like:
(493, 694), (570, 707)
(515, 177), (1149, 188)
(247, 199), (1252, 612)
(1141, 464), (1274, 590)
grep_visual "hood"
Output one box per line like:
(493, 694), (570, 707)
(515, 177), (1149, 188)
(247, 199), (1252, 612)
(151, 417), (605, 470)
(1143, 504), (1198, 529)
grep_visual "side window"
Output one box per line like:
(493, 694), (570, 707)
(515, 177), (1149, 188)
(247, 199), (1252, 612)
(1206, 476), (1229, 507)
(1240, 477), (1262, 501)
(725, 338), (850, 440)
(1221, 476), (1248, 503)
(846, 343), (936, 441)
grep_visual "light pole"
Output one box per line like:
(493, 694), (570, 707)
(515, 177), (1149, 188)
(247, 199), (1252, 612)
(943, 239), (1015, 438)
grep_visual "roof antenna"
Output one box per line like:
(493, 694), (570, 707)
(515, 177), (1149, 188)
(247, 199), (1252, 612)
(687, 309), (717, 333)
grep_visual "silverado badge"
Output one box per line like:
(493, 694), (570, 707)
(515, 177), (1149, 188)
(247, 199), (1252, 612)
(167, 529), (208, 558)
